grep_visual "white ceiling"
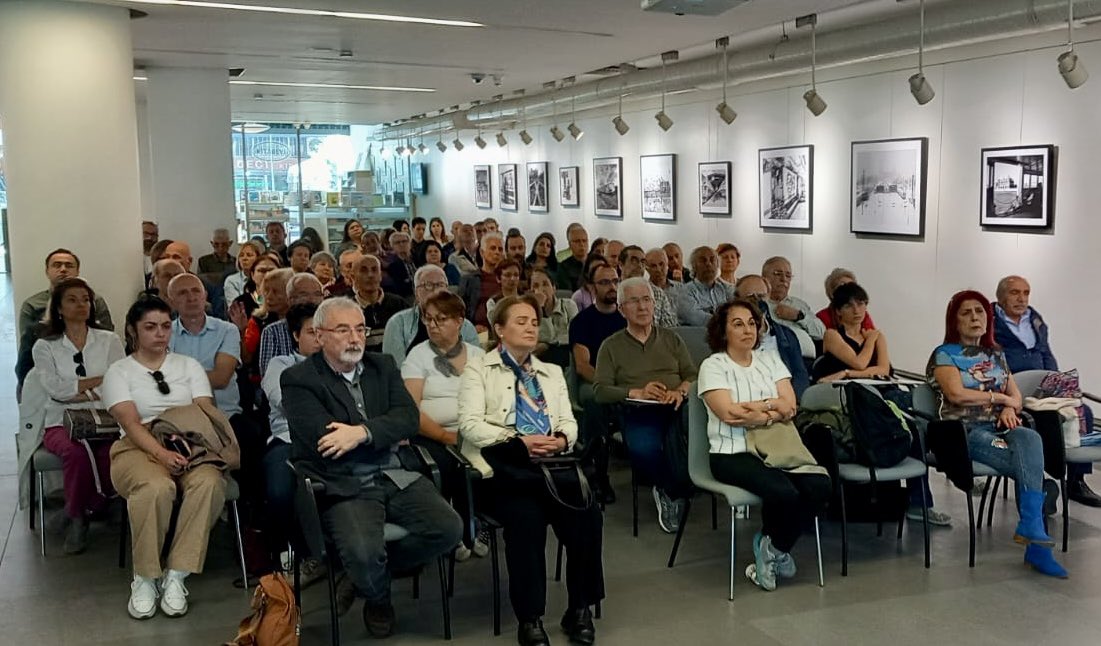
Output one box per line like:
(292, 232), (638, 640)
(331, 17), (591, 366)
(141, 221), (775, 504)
(82, 0), (917, 125)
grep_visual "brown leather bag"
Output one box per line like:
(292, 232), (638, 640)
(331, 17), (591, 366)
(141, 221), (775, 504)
(225, 573), (300, 646)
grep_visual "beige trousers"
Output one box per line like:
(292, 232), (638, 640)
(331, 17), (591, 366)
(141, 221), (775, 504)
(110, 437), (227, 578)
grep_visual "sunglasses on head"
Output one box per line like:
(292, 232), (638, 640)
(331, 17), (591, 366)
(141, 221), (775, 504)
(73, 351), (86, 377)
(150, 370), (171, 395)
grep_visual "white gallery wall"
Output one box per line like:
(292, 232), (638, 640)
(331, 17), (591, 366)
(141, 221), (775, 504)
(412, 37), (1101, 386)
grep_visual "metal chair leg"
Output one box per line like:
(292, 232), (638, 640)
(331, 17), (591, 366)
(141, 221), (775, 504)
(1061, 477), (1069, 553)
(293, 549), (301, 606)
(595, 601), (601, 619)
(554, 539), (564, 582)
(839, 482), (849, 577)
(728, 507), (736, 601)
(667, 497), (692, 568)
(490, 528), (501, 637)
(711, 493), (718, 530)
(326, 558), (341, 646)
(920, 476), (931, 569)
(966, 493), (976, 568)
(37, 471), (46, 557)
(29, 464), (37, 531)
(437, 556), (452, 640)
(977, 476), (993, 529)
(229, 501), (249, 592)
(118, 506), (129, 569)
(631, 472), (639, 538)
(814, 517), (825, 587)
(447, 551), (456, 597)
(985, 477), (1000, 528)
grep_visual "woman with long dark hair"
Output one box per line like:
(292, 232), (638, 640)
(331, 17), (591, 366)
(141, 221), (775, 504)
(525, 232), (559, 283)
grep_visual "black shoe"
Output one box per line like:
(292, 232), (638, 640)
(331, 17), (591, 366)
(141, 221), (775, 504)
(596, 480), (616, 505)
(1043, 479), (1060, 516)
(363, 600), (396, 638)
(518, 619), (550, 646)
(1068, 479), (1101, 508)
(560, 607), (595, 645)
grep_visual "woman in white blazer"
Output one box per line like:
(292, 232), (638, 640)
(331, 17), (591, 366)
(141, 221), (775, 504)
(458, 295), (604, 646)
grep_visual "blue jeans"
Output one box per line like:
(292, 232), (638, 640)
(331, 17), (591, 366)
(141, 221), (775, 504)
(966, 422), (1043, 496)
(622, 405), (689, 499)
(262, 440), (297, 551)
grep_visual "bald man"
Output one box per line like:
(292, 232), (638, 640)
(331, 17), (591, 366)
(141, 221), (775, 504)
(161, 240), (226, 319)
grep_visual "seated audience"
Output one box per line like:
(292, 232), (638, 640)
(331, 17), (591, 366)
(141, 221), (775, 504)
(351, 255), (407, 352)
(231, 253), (279, 318)
(605, 240), (624, 274)
(927, 290), (1066, 578)
(676, 246), (736, 326)
(481, 217), (499, 234)
(644, 247), (681, 298)
(526, 232), (559, 284)
(557, 223), (589, 290)
(812, 283), (890, 383)
(223, 239), (263, 309)
(104, 296), (236, 619)
(146, 238), (174, 289)
(382, 265), (479, 366)
(401, 291), (488, 560)
(258, 273), (325, 376)
(33, 278), (125, 554)
(410, 216), (429, 258)
(506, 231), (527, 264)
(588, 237), (608, 261)
(572, 254), (608, 312)
(734, 275), (810, 399)
(241, 268), (293, 384)
(487, 259), (525, 321)
(662, 242), (691, 283)
(761, 256), (825, 343)
(146, 259), (187, 301)
(385, 232), (417, 299)
(197, 228), (236, 278)
(817, 268), (876, 330)
(429, 216), (451, 250)
(282, 297), (462, 638)
(458, 295), (604, 646)
(442, 220), (462, 258)
(19, 248), (114, 345)
(309, 251), (337, 294)
(287, 240), (313, 274)
(993, 275), (1099, 506)
(417, 239), (445, 270)
(698, 299), (830, 591)
(447, 224), (480, 285)
(458, 231), (505, 330)
(328, 248), (362, 299)
(266, 221), (289, 264)
(162, 241), (225, 320)
(621, 245), (677, 328)
(716, 243), (740, 285)
(530, 267), (578, 367)
(361, 230), (383, 258)
(336, 219), (364, 258)
(142, 220), (159, 278)
(300, 227), (325, 254)
(594, 277), (697, 533)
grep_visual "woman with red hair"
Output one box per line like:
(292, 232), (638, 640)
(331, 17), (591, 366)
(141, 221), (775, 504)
(926, 290), (1066, 577)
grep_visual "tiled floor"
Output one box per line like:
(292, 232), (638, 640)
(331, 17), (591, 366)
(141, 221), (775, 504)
(2, 279), (1101, 645)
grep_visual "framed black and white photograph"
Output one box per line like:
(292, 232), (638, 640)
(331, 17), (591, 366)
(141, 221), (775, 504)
(560, 166), (579, 207)
(980, 145), (1055, 229)
(410, 162), (427, 194)
(593, 157), (623, 218)
(499, 163), (518, 211)
(758, 145), (813, 230)
(528, 162), (549, 213)
(699, 161), (732, 216)
(474, 165), (491, 209)
(641, 154), (676, 221)
(850, 138), (927, 237)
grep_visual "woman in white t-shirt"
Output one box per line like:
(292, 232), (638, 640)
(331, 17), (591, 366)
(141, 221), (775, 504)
(102, 295), (227, 621)
(33, 278), (125, 555)
(698, 299), (830, 593)
(402, 291), (486, 560)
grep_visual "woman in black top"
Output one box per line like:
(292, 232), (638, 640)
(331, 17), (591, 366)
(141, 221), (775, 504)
(812, 282), (890, 383)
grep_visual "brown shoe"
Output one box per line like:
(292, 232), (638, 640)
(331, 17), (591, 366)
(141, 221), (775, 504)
(363, 600), (396, 638)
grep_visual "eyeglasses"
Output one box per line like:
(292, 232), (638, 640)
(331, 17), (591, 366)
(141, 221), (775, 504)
(621, 296), (653, 307)
(769, 270), (794, 280)
(594, 279), (620, 287)
(150, 370), (171, 395)
(321, 325), (369, 337)
(416, 281), (448, 291)
(73, 351), (86, 377)
(424, 315), (454, 327)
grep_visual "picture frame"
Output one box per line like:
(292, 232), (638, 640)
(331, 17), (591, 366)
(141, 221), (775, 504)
(593, 157), (623, 218)
(499, 163), (518, 211)
(474, 165), (491, 209)
(527, 161), (549, 213)
(640, 154), (676, 221)
(559, 166), (580, 208)
(979, 145), (1056, 230)
(410, 162), (427, 194)
(698, 161), (732, 217)
(850, 137), (928, 237)
(758, 145), (813, 230)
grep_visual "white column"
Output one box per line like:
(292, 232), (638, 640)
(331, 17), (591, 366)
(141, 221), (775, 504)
(0, 0), (143, 322)
(143, 67), (235, 265)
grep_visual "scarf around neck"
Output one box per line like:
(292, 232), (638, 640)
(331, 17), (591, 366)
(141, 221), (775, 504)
(499, 346), (551, 436)
(429, 339), (464, 377)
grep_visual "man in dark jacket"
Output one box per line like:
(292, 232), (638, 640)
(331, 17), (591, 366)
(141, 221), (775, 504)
(736, 275), (811, 400)
(282, 297), (461, 638)
(993, 275), (1100, 506)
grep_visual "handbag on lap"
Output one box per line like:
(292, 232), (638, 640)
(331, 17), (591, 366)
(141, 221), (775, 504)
(63, 408), (121, 442)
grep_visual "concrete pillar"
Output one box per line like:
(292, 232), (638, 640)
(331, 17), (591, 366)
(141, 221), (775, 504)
(0, 0), (143, 321)
(144, 67), (235, 268)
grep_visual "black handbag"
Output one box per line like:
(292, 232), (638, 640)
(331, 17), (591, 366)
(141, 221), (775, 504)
(64, 408), (121, 442)
(482, 437), (594, 511)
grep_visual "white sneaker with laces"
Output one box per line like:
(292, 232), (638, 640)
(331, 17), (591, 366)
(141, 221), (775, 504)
(454, 543), (473, 562)
(472, 527), (491, 558)
(160, 570), (190, 617)
(128, 575), (159, 620)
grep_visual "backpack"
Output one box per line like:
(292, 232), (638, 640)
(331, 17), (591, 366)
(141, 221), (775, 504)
(795, 406), (855, 461)
(839, 382), (913, 469)
(225, 573), (300, 646)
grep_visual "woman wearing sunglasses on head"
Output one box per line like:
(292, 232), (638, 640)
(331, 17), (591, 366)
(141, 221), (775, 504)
(102, 295), (229, 620)
(32, 277), (124, 555)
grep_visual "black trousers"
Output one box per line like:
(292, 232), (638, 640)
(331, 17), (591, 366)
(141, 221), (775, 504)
(488, 479), (605, 622)
(411, 436), (474, 544)
(709, 452), (830, 553)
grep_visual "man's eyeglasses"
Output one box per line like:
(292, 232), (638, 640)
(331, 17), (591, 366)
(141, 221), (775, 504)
(321, 325), (369, 338)
(621, 296), (653, 307)
(150, 370), (171, 395)
(73, 351), (86, 377)
(594, 279), (620, 287)
(416, 281), (448, 292)
(769, 270), (794, 280)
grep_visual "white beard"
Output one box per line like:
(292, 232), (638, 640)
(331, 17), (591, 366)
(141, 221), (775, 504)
(340, 347), (365, 364)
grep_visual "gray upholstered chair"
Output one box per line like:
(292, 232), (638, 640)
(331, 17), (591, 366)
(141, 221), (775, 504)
(672, 326), (711, 368)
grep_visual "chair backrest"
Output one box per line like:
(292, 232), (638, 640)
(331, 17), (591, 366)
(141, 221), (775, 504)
(1012, 369), (1056, 398)
(910, 383), (938, 418)
(801, 383), (841, 411)
(293, 470), (329, 563)
(673, 326), (711, 367)
(686, 383), (716, 488)
(556, 289), (574, 300)
(565, 350), (583, 413)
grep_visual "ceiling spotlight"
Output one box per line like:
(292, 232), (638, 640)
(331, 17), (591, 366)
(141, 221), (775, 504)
(496, 132), (508, 147)
(910, 0), (935, 105)
(803, 14), (826, 116)
(436, 140), (448, 153)
(418, 143), (428, 155)
(715, 101), (737, 125)
(519, 129), (533, 145)
(393, 144), (406, 156)
(654, 110), (673, 131)
(803, 89), (827, 116)
(380, 144), (389, 158)
(550, 125), (565, 142)
(1059, 0), (1088, 88)
(613, 115), (630, 136)
(568, 122), (584, 140)
(474, 134), (487, 149)
(452, 138), (464, 151)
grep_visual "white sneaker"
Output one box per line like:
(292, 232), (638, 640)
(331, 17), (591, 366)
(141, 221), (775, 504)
(472, 527), (491, 558)
(128, 575), (159, 620)
(159, 571), (190, 617)
(454, 543), (473, 562)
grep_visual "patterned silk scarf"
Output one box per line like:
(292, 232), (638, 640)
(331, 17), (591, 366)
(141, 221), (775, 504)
(499, 347), (552, 436)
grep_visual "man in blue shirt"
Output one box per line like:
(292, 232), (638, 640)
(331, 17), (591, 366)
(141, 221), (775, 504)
(993, 275), (1099, 506)
(676, 246), (735, 326)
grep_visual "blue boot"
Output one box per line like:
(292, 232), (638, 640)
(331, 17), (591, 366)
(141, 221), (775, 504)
(1013, 490), (1056, 547)
(1024, 544), (1068, 578)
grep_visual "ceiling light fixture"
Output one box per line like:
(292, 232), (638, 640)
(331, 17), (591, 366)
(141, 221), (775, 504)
(1059, 0), (1089, 88)
(801, 14), (827, 116)
(715, 37), (737, 125)
(516, 88), (533, 145)
(394, 144), (406, 156)
(909, 0), (935, 105)
(567, 80), (583, 140)
(418, 142), (428, 155)
(124, 1), (484, 27)
(474, 134), (487, 149)
(133, 75), (148, 81)
(550, 126), (565, 142)
(452, 138), (464, 151)
(655, 50), (677, 131)
(229, 80), (433, 93)
(612, 63), (629, 136)
(380, 142), (389, 158)
(494, 94), (508, 146)
(548, 81), (565, 141)
(496, 132), (508, 147)
(436, 139), (448, 153)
